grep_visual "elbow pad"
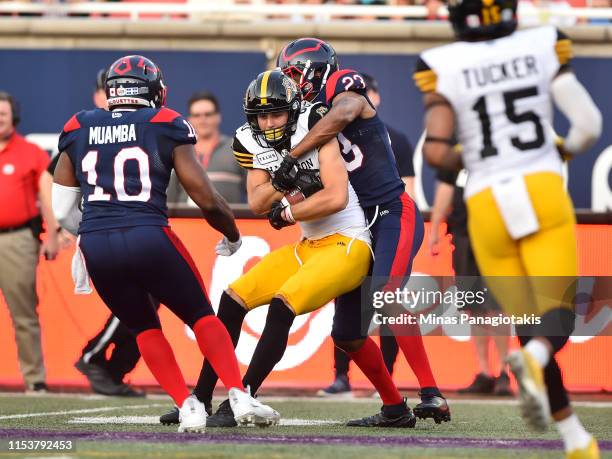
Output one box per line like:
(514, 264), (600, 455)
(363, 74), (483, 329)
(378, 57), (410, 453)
(52, 183), (83, 235)
(551, 72), (603, 154)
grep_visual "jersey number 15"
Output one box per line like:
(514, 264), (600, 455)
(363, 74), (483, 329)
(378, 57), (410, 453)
(82, 147), (151, 202)
(473, 85), (545, 158)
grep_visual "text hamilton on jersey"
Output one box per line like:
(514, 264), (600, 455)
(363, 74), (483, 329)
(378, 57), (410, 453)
(463, 55), (538, 89)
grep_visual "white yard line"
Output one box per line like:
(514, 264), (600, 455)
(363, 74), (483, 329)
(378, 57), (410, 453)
(0, 404), (165, 420)
(68, 415), (340, 426)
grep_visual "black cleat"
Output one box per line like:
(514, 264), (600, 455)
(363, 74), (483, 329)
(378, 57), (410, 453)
(160, 406), (179, 425)
(458, 372), (495, 394)
(413, 387), (451, 424)
(346, 399), (416, 428)
(114, 383), (145, 397)
(207, 399), (237, 428)
(75, 358), (124, 396)
(493, 371), (513, 396)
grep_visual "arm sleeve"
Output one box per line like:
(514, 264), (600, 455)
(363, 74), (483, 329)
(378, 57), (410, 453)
(51, 183), (82, 235)
(551, 72), (602, 154)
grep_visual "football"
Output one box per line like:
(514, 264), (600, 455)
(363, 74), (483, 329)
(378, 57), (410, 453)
(283, 188), (306, 205)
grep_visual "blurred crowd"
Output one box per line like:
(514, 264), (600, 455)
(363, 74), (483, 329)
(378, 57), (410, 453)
(0, 0), (609, 24)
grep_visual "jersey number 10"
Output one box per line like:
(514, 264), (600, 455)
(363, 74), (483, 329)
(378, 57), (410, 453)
(82, 147), (152, 202)
(472, 85), (545, 158)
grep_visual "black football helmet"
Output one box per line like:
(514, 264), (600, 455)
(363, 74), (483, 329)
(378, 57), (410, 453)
(277, 38), (339, 102)
(244, 70), (302, 148)
(105, 55), (167, 109)
(448, 0), (517, 42)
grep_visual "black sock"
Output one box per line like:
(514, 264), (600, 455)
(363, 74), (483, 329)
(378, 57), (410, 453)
(334, 346), (350, 379)
(540, 307), (575, 353)
(544, 355), (570, 414)
(380, 332), (399, 376)
(242, 298), (295, 395)
(193, 292), (246, 404)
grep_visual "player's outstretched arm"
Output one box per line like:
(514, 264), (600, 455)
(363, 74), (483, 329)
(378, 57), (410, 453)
(246, 168), (285, 215)
(173, 144), (240, 242)
(422, 93), (462, 171)
(290, 92), (367, 159)
(288, 138), (348, 221)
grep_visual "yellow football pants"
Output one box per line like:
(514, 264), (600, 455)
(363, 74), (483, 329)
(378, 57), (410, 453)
(466, 172), (577, 316)
(229, 233), (371, 315)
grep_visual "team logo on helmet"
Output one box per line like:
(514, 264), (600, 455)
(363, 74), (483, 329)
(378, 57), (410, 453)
(282, 77), (299, 103)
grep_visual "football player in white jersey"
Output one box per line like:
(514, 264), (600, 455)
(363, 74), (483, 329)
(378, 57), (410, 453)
(162, 69), (378, 427)
(414, 1), (602, 458)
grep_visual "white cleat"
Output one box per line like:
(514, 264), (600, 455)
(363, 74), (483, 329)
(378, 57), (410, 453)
(228, 387), (280, 428)
(506, 350), (550, 433)
(178, 395), (207, 433)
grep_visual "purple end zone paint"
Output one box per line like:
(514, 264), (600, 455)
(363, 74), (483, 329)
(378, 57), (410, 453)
(1, 429), (610, 451)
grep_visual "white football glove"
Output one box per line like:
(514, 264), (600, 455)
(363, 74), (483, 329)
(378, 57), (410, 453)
(215, 236), (242, 256)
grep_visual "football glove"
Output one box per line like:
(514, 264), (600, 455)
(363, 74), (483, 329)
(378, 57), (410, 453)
(294, 168), (324, 197)
(268, 201), (295, 231)
(215, 236), (242, 256)
(271, 151), (299, 192)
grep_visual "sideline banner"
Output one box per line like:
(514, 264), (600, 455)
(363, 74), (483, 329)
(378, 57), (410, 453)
(0, 219), (610, 391)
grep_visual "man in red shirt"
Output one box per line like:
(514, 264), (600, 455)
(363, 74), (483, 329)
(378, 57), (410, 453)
(0, 91), (59, 393)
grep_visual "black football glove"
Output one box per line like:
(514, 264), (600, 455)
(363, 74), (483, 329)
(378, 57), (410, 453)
(271, 152), (299, 192)
(294, 168), (324, 197)
(268, 201), (294, 231)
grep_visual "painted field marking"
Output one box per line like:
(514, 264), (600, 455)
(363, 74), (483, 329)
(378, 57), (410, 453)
(68, 416), (340, 426)
(0, 404), (165, 421)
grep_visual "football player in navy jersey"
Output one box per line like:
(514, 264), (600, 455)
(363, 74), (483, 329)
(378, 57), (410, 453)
(276, 38), (450, 426)
(51, 55), (279, 432)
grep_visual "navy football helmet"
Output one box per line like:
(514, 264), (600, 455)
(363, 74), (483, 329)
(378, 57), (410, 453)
(105, 55), (166, 109)
(277, 38), (339, 102)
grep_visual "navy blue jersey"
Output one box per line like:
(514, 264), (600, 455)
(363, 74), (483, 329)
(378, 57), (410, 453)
(324, 69), (404, 208)
(58, 107), (196, 233)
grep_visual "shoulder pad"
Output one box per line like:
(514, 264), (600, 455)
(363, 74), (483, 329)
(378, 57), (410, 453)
(62, 111), (84, 133)
(150, 107), (182, 123)
(325, 69), (367, 104)
(554, 28), (573, 66)
(232, 135), (254, 170)
(413, 56), (437, 94)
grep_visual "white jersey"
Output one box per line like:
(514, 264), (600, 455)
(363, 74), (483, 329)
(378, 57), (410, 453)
(415, 26), (572, 198)
(233, 102), (370, 244)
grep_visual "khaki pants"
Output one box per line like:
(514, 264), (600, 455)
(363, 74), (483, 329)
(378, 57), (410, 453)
(0, 228), (45, 387)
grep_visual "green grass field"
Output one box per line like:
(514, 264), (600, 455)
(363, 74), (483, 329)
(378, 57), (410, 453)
(0, 394), (610, 458)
